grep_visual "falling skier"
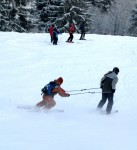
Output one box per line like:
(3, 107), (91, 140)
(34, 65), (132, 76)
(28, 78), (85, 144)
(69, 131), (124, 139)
(36, 77), (70, 110)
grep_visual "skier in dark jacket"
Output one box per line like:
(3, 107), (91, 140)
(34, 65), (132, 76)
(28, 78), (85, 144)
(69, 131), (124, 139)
(79, 22), (86, 40)
(97, 67), (119, 114)
(52, 27), (60, 45)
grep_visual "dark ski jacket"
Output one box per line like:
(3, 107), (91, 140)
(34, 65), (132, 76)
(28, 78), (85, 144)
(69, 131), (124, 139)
(79, 23), (85, 32)
(53, 28), (60, 39)
(100, 71), (118, 93)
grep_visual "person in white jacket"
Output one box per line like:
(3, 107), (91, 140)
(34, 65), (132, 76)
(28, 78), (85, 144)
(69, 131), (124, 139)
(97, 67), (119, 114)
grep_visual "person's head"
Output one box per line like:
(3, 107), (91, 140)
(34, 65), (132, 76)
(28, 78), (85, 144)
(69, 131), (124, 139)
(113, 67), (119, 75)
(56, 77), (63, 85)
(52, 25), (54, 27)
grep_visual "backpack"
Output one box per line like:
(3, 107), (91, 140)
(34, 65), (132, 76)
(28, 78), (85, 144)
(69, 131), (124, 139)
(69, 26), (75, 33)
(41, 81), (58, 96)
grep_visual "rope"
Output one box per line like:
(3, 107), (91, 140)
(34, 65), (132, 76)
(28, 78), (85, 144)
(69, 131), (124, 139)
(70, 91), (102, 95)
(66, 87), (100, 92)
(70, 91), (112, 95)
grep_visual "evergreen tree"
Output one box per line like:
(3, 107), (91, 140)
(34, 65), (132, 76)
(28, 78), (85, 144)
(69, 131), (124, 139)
(128, 4), (137, 36)
(89, 0), (115, 12)
(53, 0), (91, 32)
(55, 0), (83, 32)
(36, 0), (88, 32)
(0, 0), (36, 32)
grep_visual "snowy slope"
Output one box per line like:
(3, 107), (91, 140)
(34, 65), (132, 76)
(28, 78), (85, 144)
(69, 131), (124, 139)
(0, 32), (137, 150)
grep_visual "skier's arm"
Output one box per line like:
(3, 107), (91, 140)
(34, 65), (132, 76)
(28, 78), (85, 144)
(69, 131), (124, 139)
(52, 87), (70, 97)
(112, 77), (118, 90)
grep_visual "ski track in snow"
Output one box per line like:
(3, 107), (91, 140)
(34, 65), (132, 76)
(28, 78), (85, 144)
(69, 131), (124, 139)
(0, 32), (137, 150)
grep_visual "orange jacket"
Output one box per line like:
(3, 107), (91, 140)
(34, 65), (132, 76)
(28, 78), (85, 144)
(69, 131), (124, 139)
(52, 86), (70, 97)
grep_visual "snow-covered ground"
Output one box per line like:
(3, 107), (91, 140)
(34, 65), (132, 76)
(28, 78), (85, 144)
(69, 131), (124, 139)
(0, 32), (137, 150)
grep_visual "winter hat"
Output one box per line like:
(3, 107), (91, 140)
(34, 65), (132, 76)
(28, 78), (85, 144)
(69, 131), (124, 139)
(57, 77), (63, 84)
(113, 67), (119, 75)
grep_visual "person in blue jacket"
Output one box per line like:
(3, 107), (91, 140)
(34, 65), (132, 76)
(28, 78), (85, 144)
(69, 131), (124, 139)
(52, 27), (60, 45)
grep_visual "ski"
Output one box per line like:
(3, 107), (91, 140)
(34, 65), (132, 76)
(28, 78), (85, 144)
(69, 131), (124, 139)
(17, 105), (34, 109)
(101, 110), (118, 114)
(66, 41), (74, 43)
(17, 105), (64, 113)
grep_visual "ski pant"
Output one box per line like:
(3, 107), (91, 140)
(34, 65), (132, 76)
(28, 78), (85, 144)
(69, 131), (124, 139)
(67, 33), (73, 42)
(97, 93), (114, 113)
(53, 37), (58, 45)
(80, 31), (85, 40)
(36, 95), (56, 109)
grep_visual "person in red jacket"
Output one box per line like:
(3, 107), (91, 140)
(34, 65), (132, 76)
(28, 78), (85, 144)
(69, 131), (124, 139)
(48, 25), (54, 42)
(36, 77), (70, 110)
(66, 23), (75, 43)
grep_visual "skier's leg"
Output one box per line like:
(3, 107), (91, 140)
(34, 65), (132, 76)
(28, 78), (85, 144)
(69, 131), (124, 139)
(106, 93), (114, 114)
(43, 96), (56, 109)
(70, 33), (73, 42)
(56, 37), (58, 45)
(97, 93), (107, 109)
(67, 33), (71, 42)
(36, 95), (48, 108)
(80, 33), (82, 40)
(53, 37), (55, 45)
(81, 32), (84, 40)
(83, 32), (85, 39)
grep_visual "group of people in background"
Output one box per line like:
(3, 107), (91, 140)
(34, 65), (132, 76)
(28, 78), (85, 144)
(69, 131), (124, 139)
(48, 21), (86, 45)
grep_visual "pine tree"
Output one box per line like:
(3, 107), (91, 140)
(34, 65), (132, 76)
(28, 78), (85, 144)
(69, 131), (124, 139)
(128, 4), (137, 36)
(0, 0), (36, 32)
(88, 0), (115, 12)
(53, 0), (91, 32)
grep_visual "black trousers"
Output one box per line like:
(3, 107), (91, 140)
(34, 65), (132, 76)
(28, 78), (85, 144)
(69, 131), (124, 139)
(97, 93), (114, 113)
(80, 31), (85, 40)
(53, 37), (58, 45)
(67, 33), (73, 42)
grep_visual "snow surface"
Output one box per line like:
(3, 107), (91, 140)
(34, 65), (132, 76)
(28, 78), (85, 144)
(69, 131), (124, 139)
(0, 32), (137, 150)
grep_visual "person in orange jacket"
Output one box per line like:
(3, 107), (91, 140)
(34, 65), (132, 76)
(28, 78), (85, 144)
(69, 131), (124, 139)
(66, 23), (75, 43)
(36, 77), (70, 110)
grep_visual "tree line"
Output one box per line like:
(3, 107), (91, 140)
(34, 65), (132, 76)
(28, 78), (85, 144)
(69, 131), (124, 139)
(0, 0), (137, 36)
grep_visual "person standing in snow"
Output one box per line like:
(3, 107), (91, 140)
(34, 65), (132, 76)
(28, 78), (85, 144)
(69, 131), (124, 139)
(79, 21), (86, 40)
(97, 67), (119, 114)
(36, 77), (70, 110)
(52, 27), (60, 45)
(48, 25), (54, 43)
(66, 23), (75, 43)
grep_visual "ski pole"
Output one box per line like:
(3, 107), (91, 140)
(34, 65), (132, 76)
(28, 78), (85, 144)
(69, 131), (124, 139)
(66, 87), (100, 92)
